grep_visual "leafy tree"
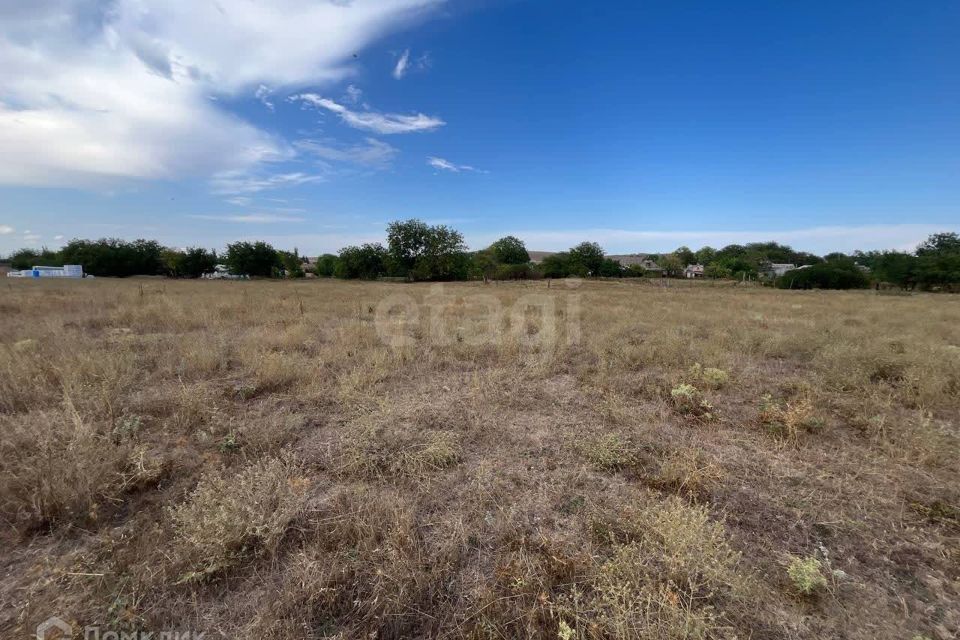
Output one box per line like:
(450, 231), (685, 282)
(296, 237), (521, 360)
(568, 242), (605, 276)
(776, 263), (869, 290)
(657, 254), (684, 277)
(337, 243), (388, 280)
(597, 258), (624, 277)
(314, 254), (339, 277)
(386, 219), (469, 281)
(164, 247), (217, 278)
(695, 246), (717, 265)
(488, 236), (530, 265)
(9, 247), (62, 270)
(411, 225), (470, 281)
(470, 249), (498, 281)
(225, 241), (279, 277)
(278, 249), (305, 278)
(60, 238), (163, 277)
(673, 246), (696, 267)
(539, 252), (572, 278)
(916, 232), (960, 256)
(494, 263), (535, 280)
(623, 264), (647, 278)
(385, 219), (431, 277)
(704, 262), (732, 279)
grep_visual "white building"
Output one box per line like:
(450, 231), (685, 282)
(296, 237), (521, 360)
(7, 265), (84, 278)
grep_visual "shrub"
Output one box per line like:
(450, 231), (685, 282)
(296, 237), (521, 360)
(584, 434), (634, 471)
(689, 363), (729, 389)
(169, 453), (309, 580)
(588, 498), (743, 637)
(670, 383), (713, 418)
(786, 555), (827, 595)
(776, 262), (869, 290)
(336, 243), (388, 279)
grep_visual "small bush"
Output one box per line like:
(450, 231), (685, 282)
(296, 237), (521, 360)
(338, 428), (462, 478)
(670, 383), (713, 419)
(786, 555), (827, 595)
(170, 453), (309, 580)
(759, 395), (822, 442)
(584, 434), (634, 471)
(689, 363), (730, 389)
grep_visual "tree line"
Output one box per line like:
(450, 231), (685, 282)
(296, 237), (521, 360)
(3, 223), (958, 290)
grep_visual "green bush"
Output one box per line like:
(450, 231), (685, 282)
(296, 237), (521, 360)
(776, 262), (869, 290)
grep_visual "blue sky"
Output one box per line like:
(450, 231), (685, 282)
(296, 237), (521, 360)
(1, 0), (957, 256)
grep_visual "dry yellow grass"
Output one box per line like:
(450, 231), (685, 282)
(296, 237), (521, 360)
(1, 277), (958, 639)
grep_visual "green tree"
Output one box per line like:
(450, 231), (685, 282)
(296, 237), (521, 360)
(704, 262), (732, 279)
(568, 242), (605, 276)
(916, 232), (960, 256)
(164, 247), (217, 278)
(597, 258), (624, 277)
(60, 238), (163, 277)
(488, 236), (530, 265)
(673, 246), (696, 267)
(776, 263), (869, 290)
(386, 219), (469, 280)
(278, 249), (305, 278)
(385, 219), (431, 277)
(337, 243), (388, 280)
(225, 241), (279, 277)
(313, 254), (339, 277)
(657, 254), (684, 277)
(695, 246), (717, 265)
(539, 252), (571, 278)
(9, 247), (62, 270)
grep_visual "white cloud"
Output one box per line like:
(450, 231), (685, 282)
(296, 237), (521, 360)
(0, 225), (13, 235)
(225, 196), (252, 206)
(54, 234), (65, 240)
(210, 171), (324, 195)
(344, 84), (363, 104)
(23, 233), (42, 244)
(467, 224), (955, 255)
(294, 94), (444, 135)
(427, 156), (485, 173)
(188, 214), (305, 224)
(393, 49), (411, 79)
(0, 0), (443, 188)
(296, 137), (398, 168)
(255, 85), (274, 112)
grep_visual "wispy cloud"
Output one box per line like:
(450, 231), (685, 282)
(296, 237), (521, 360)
(0, 0), (444, 188)
(225, 196), (252, 206)
(210, 171), (324, 195)
(393, 49), (411, 79)
(255, 85), (274, 112)
(296, 137), (398, 168)
(427, 156), (486, 173)
(0, 225), (13, 235)
(188, 214), (306, 224)
(293, 94), (444, 135)
(54, 234), (64, 241)
(344, 84), (363, 104)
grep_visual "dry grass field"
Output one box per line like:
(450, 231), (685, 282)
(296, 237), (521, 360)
(1, 278), (958, 639)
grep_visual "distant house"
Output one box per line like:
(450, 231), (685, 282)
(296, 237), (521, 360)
(684, 264), (705, 278)
(763, 263), (796, 278)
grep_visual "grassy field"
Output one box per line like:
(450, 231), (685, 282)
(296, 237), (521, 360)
(1, 278), (958, 639)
